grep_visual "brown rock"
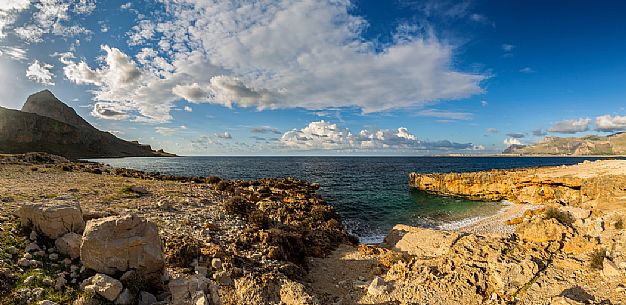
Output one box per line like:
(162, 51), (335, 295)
(55, 232), (82, 259)
(382, 224), (458, 258)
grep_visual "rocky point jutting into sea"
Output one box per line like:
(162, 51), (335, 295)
(0, 153), (625, 304)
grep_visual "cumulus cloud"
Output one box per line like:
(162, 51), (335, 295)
(503, 138), (522, 146)
(415, 109), (473, 120)
(61, 0), (485, 122)
(91, 103), (129, 120)
(183, 106), (193, 112)
(547, 118), (591, 134)
(281, 120), (480, 152)
(595, 115), (626, 132)
(26, 60), (55, 85)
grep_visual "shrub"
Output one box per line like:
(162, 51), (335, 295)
(206, 176), (222, 184)
(589, 248), (606, 269)
(215, 180), (232, 192)
(544, 207), (573, 226)
(615, 218), (624, 230)
(164, 235), (201, 268)
(247, 209), (268, 229)
(224, 196), (250, 216)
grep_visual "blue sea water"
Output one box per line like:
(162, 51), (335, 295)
(89, 156), (621, 243)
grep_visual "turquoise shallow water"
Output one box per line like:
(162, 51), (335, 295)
(89, 156), (621, 243)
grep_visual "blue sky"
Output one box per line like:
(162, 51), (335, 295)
(1, 0), (626, 155)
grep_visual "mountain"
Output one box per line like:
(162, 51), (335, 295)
(0, 90), (174, 159)
(503, 132), (626, 155)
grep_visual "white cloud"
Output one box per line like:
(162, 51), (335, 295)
(0, 0), (31, 39)
(416, 109), (473, 120)
(501, 44), (515, 52)
(595, 115), (626, 132)
(91, 103), (129, 120)
(503, 138), (522, 146)
(486, 128), (498, 134)
(14, 0), (92, 43)
(547, 118), (591, 134)
(216, 131), (232, 139)
(26, 60), (55, 85)
(519, 67), (534, 73)
(155, 125), (188, 136)
(183, 106), (193, 112)
(281, 120), (480, 152)
(0, 46), (28, 61)
(251, 126), (282, 134)
(481, 100), (488, 107)
(62, 0), (486, 122)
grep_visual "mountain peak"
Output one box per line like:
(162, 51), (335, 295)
(21, 90), (93, 129)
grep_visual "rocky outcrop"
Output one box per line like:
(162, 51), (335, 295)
(409, 160), (626, 211)
(17, 202), (85, 239)
(81, 214), (165, 280)
(503, 132), (626, 155)
(0, 90), (174, 159)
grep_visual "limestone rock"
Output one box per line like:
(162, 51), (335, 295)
(367, 276), (388, 296)
(563, 235), (598, 255)
(18, 202), (85, 239)
(80, 214), (164, 280)
(603, 259), (621, 277)
(383, 224), (458, 258)
(169, 274), (211, 305)
(515, 218), (571, 243)
(138, 291), (157, 305)
(114, 289), (132, 305)
(37, 301), (60, 305)
(83, 274), (123, 301)
(55, 232), (81, 259)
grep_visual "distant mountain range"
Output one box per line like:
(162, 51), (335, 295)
(0, 90), (174, 159)
(503, 132), (626, 155)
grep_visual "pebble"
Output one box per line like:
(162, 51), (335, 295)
(25, 243), (41, 253)
(7, 246), (17, 254)
(49, 253), (59, 261)
(24, 275), (36, 285)
(18, 258), (30, 267)
(211, 258), (222, 269)
(30, 231), (38, 241)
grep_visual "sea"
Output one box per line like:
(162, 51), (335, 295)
(88, 156), (622, 243)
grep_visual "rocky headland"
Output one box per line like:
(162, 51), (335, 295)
(0, 154), (625, 304)
(502, 132), (626, 155)
(0, 90), (173, 159)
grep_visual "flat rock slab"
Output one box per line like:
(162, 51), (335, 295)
(18, 202), (85, 239)
(382, 224), (459, 258)
(81, 214), (164, 279)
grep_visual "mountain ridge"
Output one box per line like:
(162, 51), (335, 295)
(0, 90), (174, 159)
(503, 132), (626, 155)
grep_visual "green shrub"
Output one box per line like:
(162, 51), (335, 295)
(589, 248), (606, 269)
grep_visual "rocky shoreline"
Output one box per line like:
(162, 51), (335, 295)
(1, 153), (625, 304)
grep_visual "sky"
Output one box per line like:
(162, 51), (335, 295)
(1, 0), (626, 155)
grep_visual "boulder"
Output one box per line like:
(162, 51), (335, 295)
(138, 291), (157, 305)
(382, 224), (458, 258)
(80, 214), (164, 280)
(515, 218), (571, 243)
(18, 202), (85, 239)
(82, 274), (123, 301)
(115, 289), (132, 305)
(55, 232), (81, 259)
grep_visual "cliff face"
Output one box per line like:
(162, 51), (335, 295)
(0, 90), (173, 159)
(409, 160), (626, 211)
(503, 133), (626, 155)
